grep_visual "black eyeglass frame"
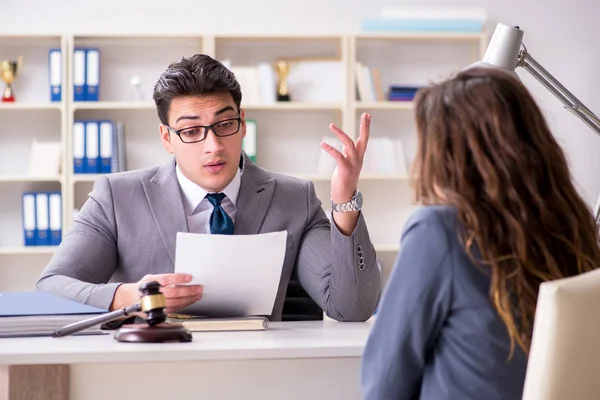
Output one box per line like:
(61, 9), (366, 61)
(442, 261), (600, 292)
(164, 116), (242, 144)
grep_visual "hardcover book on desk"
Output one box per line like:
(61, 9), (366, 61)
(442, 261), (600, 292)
(0, 291), (107, 338)
(166, 314), (269, 332)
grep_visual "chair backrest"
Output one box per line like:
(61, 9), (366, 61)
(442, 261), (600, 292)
(522, 267), (600, 400)
(281, 278), (323, 321)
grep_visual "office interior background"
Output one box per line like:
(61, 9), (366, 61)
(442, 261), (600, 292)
(1, 0), (599, 293)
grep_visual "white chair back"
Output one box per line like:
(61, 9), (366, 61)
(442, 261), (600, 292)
(522, 268), (600, 399)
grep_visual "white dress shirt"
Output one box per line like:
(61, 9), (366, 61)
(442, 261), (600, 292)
(176, 164), (241, 234)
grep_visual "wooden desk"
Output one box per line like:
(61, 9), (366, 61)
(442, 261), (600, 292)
(0, 321), (373, 400)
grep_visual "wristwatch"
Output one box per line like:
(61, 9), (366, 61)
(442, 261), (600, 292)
(331, 190), (363, 212)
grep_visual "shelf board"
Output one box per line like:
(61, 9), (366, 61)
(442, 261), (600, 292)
(73, 33), (202, 39)
(292, 174), (332, 182)
(354, 101), (414, 110)
(244, 102), (342, 111)
(360, 173), (411, 181)
(374, 244), (400, 252)
(72, 174), (104, 183)
(72, 101), (155, 110)
(0, 103), (63, 111)
(0, 34), (62, 40)
(0, 175), (63, 183)
(0, 246), (57, 255)
(215, 34), (343, 41)
(291, 174), (410, 182)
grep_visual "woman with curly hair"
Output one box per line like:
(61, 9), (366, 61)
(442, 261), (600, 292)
(361, 67), (600, 399)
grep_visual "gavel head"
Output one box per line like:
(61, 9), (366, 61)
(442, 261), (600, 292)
(138, 281), (167, 326)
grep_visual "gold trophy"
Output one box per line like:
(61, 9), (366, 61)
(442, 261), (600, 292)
(0, 56), (23, 102)
(275, 60), (291, 101)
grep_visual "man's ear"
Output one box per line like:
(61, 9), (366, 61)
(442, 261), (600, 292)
(159, 124), (174, 154)
(240, 108), (247, 139)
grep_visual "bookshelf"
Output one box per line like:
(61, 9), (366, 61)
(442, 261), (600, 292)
(0, 31), (487, 291)
(0, 34), (67, 291)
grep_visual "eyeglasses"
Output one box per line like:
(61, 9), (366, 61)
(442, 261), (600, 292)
(165, 117), (242, 144)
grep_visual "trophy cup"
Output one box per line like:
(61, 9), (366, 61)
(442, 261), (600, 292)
(0, 56), (23, 102)
(275, 60), (291, 101)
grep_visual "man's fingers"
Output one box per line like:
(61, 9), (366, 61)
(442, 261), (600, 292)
(142, 273), (193, 287)
(161, 284), (203, 299)
(355, 113), (370, 157)
(321, 141), (346, 166)
(328, 123), (358, 160)
(164, 294), (202, 313)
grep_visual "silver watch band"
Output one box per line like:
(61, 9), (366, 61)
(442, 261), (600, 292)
(331, 190), (362, 212)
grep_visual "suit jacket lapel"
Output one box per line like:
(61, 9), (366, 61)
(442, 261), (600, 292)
(234, 152), (276, 235)
(141, 159), (188, 264)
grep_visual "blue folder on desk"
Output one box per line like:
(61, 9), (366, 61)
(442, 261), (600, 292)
(0, 291), (106, 317)
(0, 291), (107, 337)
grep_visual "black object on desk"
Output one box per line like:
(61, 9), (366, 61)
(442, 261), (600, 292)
(52, 281), (192, 343)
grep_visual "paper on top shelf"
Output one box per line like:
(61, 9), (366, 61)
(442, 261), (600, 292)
(379, 6), (487, 21)
(174, 230), (287, 317)
(287, 60), (343, 102)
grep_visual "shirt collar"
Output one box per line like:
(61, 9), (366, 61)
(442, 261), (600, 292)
(176, 164), (242, 215)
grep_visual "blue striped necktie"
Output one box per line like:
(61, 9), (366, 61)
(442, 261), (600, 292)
(205, 193), (234, 235)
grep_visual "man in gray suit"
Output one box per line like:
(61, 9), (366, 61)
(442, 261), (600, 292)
(37, 54), (381, 322)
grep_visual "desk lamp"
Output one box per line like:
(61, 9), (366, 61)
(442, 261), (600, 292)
(52, 281), (192, 343)
(468, 23), (600, 223)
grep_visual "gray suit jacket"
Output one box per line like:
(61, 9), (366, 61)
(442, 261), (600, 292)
(37, 153), (381, 321)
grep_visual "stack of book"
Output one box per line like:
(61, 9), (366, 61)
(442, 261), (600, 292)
(22, 192), (62, 246)
(73, 48), (100, 101)
(0, 291), (107, 338)
(355, 61), (384, 102)
(317, 136), (408, 176)
(388, 86), (421, 102)
(73, 120), (126, 174)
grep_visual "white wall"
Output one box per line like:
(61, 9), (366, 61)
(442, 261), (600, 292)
(3, 0), (600, 208)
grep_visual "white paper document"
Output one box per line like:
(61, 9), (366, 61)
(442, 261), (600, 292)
(174, 230), (287, 317)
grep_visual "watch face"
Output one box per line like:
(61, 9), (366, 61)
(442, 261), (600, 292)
(354, 190), (363, 209)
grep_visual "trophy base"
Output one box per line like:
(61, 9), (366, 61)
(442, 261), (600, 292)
(277, 94), (291, 102)
(2, 85), (14, 102)
(113, 323), (192, 343)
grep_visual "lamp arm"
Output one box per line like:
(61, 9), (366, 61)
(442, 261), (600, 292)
(518, 50), (600, 136)
(518, 49), (600, 224)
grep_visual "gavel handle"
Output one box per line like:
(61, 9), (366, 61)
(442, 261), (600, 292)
(52, 304), (141, 338)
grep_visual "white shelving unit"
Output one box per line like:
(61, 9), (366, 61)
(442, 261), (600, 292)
(65, 35), (206, 232)
(71, 101), (156, 110)
(0, 103), (63, 110)
(0, 31), (487, 291)
(0, 247), (57, 255)
(0, 34), (67, 291)
(354, 101), (414, 110)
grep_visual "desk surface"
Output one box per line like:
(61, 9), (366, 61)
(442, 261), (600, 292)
(0, 321), (373, 365)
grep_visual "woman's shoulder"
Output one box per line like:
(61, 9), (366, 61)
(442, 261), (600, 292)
(403, 205), (459, 235)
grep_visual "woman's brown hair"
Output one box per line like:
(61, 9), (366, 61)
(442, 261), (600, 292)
(411, 67), (600, 356)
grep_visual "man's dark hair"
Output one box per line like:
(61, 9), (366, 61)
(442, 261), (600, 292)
(153, 54), (242, 125)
